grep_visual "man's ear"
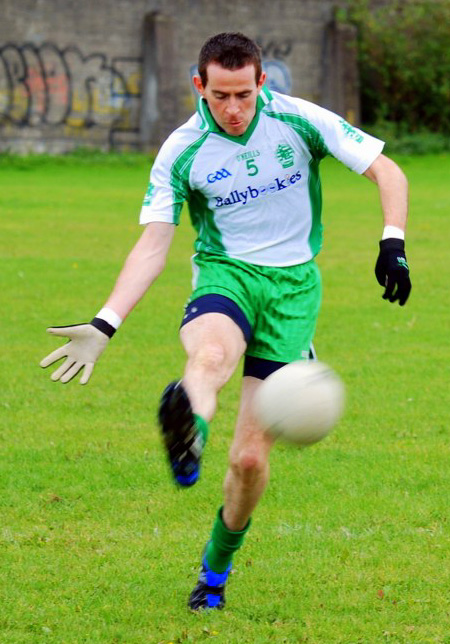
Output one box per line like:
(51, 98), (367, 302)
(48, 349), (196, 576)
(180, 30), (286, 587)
(257, 71), (267, 92)
(193, 75), (204, 96)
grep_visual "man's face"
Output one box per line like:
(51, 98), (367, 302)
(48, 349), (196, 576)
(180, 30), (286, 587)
(193, 63), (266, 136)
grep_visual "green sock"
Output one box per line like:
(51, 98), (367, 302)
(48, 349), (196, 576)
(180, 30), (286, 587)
(205, 507), (251, 573)
(194, 414), (209, 447)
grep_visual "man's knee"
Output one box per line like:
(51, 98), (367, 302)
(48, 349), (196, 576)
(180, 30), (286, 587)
(229, 444), (269, 485)
(188, 341), (229, 379)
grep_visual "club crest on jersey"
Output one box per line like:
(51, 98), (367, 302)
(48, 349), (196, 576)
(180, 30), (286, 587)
(275, 142), (295, 169)
(207, 168), (232, 183)
(339, 119), (364, 143)
(143, 182), (155, 206)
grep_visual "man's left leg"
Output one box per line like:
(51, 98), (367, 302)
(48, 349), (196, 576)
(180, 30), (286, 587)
(222, 376), (275, 531)
(189, 376), (275, 610)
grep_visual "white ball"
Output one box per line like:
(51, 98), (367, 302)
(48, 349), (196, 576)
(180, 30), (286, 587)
(253, 360), (345, 446)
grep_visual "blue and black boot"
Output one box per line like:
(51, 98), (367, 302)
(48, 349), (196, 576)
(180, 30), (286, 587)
(188, 558), (232, 611)
(158, 380), (203, 487)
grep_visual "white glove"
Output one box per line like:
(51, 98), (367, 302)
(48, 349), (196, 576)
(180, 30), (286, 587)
(40, 323), (110, 384)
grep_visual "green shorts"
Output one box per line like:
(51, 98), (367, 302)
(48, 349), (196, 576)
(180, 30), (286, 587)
(187, 253), (322, 363)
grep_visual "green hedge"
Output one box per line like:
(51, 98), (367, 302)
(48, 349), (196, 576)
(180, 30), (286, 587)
(363, 121), (450, 155)
(345, 0), (450, 136)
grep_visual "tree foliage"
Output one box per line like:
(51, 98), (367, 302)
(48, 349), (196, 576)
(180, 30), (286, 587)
(346, 0), (450, 134)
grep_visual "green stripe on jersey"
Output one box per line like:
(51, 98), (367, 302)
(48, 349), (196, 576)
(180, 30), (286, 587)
(196, 88), (273, 146)
(264, 110), (331, 256)
(170, 132), (210, 223)
(189, 189), (225, 253)
(264, 111), (331, 160)
(307, 158), (323, 255)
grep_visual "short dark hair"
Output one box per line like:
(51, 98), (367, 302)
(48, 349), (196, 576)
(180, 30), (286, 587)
(198, 32), (262, 86)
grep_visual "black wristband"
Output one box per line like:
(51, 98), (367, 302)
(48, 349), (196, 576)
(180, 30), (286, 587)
(90, 317), (117, 338)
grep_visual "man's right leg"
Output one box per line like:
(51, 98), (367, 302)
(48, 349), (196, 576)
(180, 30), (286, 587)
(158, 311), (247, 486)
(180, 311), (247, 421)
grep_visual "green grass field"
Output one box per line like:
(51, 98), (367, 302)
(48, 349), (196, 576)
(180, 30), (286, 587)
(1, 153), (449, 643)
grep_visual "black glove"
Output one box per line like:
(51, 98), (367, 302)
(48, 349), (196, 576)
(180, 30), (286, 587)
(375, 238), (411, 306)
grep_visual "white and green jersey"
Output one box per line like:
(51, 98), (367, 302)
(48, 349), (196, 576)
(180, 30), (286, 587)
(140, 87), (384, 266)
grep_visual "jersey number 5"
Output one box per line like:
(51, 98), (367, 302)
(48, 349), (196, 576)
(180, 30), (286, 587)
(246, 159), (259, 176)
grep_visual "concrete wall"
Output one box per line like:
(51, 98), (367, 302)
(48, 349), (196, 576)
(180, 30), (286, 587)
(0, 0), (358, 153)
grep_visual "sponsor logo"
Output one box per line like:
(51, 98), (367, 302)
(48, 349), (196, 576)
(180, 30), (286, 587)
(339, 119), (364, 143)
(397, 257), (409, 270)
(236, 149), (260, 162)
(207, 168), (232, 183)
(275, 142), (295, 168)
(215, 170), (302, 208)
(143, 182), (155, 206)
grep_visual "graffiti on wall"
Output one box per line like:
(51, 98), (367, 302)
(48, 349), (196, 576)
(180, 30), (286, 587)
(258, 37), (293, 94)
(262, 61), (292, 95)
(0, 43), (142, 144)
(257, 37), (293, 61)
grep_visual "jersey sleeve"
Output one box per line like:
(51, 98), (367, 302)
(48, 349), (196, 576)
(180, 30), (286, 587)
(295, 99), (385, 174)
(139, 134), (188, 225)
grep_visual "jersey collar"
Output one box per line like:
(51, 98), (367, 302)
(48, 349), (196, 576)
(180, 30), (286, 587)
(197, 85), (273, 145)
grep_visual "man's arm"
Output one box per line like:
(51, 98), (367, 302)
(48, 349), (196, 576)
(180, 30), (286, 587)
(40, 222), (175, 383)
(364, 153), (412, 306)
(103, 221), (175, 320)
(364, 153), (408, 233)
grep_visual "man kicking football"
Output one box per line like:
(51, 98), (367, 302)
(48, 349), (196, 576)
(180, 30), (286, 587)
(40, 32), (411, 610)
